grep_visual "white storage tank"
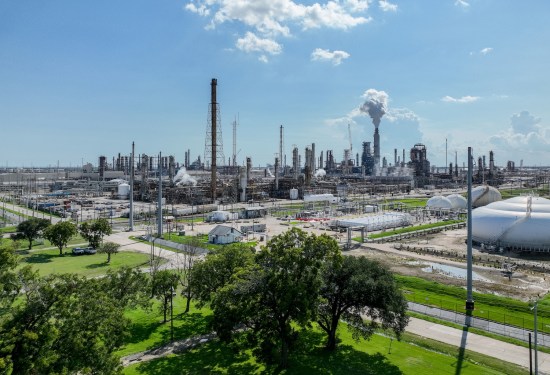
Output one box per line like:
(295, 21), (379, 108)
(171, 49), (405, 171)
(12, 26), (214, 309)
(472, 185), (501, 207)
(426, 195), (453, 209)
(289, 189), (299, 200)
(117, 183), (130, 199)
(446, 194), (467, 209)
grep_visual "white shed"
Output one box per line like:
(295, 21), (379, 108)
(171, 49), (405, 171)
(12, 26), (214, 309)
(208, 225), (244, 245)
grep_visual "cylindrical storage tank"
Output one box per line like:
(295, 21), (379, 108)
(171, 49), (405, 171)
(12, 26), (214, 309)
(289, 188), (299, 200)
(472, 185), (501, 207)
(446, 194), (467, 209)
(426, 195), (453, 209)
(117, 183), (130, 199)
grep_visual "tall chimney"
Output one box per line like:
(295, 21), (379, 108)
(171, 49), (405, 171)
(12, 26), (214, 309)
(394, 148), (397, 166)
(210, 78), (217, 202)
(275, 157), (279, 190)
(374, 128), (380, 167)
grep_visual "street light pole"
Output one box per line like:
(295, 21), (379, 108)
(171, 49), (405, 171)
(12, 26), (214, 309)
(532, 300), (539, 375)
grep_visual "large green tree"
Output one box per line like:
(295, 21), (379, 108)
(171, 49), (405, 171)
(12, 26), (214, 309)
(175, 238), (202, 313)
(0, 266), (146, 374)
(211, 228), (340, 368)
(79, 218), (112, 249)
(190, 243), (255, 306)
(318, 255), (409, 351)
(43, 221), (78, 256)
(14, 218), (50, 250)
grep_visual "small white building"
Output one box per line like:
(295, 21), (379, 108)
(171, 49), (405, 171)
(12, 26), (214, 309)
(208, 225), (244, 245)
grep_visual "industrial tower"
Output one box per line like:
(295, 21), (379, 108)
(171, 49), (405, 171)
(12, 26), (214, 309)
(204, 78), (225, 201)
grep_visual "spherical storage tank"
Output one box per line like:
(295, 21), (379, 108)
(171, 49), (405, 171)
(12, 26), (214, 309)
(472, 185), (501, 207)
(117, 183), (130, 199)
(426, 196), (453, 209)
(472, 196), (550, 252)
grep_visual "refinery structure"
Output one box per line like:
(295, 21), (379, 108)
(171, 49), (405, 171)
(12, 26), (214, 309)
(1, 78), (549, 256)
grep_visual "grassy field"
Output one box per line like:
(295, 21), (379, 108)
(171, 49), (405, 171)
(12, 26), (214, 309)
(123, 322), (523, 375)
(118, 299), (213, 357)
(386, 198), (429, 208)
(500, 188), (549, 199)
(16, 248), (151, 277)
(398, 275), (550, 332)
(13, 234), (88, 251)
(162, 233), (258, 251)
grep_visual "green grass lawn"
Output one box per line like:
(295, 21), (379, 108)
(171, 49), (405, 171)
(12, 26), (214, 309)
(13, 234), (88, 251)
(386, 198), (429, 208)
(398, 275), (550, 332)
(16, 249), (151, 277)
(123, 322), (523, 375)
(161, 233), (257, 251)
(118, 299), (213, 357)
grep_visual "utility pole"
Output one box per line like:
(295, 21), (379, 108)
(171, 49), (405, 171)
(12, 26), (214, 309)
(466, 147), (474, 314)
(129, 142), (135, 231)
(158, 152), (163, 237)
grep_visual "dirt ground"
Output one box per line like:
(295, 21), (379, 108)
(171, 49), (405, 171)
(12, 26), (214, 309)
(346, 228), (550, 301)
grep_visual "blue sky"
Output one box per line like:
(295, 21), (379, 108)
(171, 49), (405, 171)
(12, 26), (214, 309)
(2, 0), (550, 168)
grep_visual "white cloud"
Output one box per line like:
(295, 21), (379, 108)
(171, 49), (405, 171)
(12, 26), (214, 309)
(490, 111), (550, 153)
(441, 95), (480, 103)
(386, 108), (419, 122)
(455, 0), (469, 8)
(345, 0), (369, 12)
(480, 47), (493, 55)
(186, 0), (371, 58)
(379, 0), (398, 12)
(311, 48), (350, 65)
(236, 32), (282, 55)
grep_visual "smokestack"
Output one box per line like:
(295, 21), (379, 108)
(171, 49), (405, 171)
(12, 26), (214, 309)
(292, 147), (299, 180)
(211, 78), (217, 202)
(319, 151), (323, 172)
(374, 128), (380, 167)
(275, 157), (279, 190)
(489, 150), (494, 174)
(394, 149), (397, 166)
(279, 125), (284, 173)
(311, 143), (316, 172)
(246, 157), (252, 182)
(402, 149), (406, 167)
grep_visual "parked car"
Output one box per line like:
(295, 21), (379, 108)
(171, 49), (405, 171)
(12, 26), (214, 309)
(83, 247), (96, 255)
(72, 247), (85, 255)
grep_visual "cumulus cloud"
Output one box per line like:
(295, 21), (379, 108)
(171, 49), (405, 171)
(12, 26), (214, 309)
(311, 48), (350, 65)
(379, 0), (398, 12)
(455, 0), (469, 8)
(441, 95), (480, 103)
(186, 0), (371, 59)
(490, 111), (550, 153)
(236, 32), (282, 55)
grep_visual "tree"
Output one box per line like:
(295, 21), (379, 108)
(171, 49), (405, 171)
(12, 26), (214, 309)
(102, 267), (151, 309)
(151, 270), (179, 323)
(190, 243), (255, 306)
(318, 255), (409, 351)
(98, 241), (120, 263)
(14, 218), (50, 250)
(211, 228), (340, 368)
(43, 221), (77, 256)
(79, 218), (112, 249)
(175, 238), (202, 313)
(0, 272), (131, 374)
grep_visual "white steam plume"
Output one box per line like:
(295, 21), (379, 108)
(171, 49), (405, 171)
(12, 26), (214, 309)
(360, 89), (388, 128)
(174, 167), (197, 186)
(314, 168), (326, 178)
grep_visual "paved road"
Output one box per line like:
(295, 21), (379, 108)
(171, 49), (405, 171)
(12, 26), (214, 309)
(410, 302), (550, 347)
(407, 316), (550, 374)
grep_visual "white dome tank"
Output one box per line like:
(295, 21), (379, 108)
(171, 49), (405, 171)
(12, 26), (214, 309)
(472, 185), (501, 207)
(472, 196), (550, 252)
(426, 196), (453, 209)
(446, 194), (467, 209)
(118, 183), (130, 199)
